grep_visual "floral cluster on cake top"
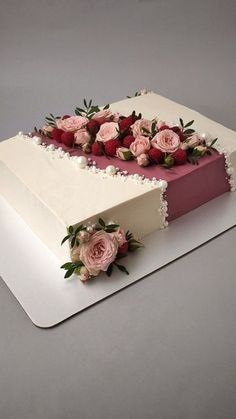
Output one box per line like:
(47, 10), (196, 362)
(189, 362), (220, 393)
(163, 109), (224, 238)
(35, 92), (218, 169)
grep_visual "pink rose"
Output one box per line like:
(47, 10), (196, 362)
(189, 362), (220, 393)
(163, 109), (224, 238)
(79, 230), (118, 275)
(57, 116), (88, 132)
(74, 128), (91, 145)
(111, 228), (126, 246)
(131, 119), (152, 138)
(96, 122), (119, 143)
(130, 136), (150, 157)
(151, 129), (180, 153)
(137, 153), (150, 167)
(187, 134), (200, 148)
(79, 266), (90, 282)
(92, 109), (112, 124)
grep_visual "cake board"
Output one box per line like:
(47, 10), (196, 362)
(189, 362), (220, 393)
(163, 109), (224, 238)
(0, 193), (236, 328)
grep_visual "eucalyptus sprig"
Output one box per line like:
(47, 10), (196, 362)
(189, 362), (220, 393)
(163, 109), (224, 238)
(60, 261), (84, 279)
(61, 224), (86, 248)
(75, 99), (109, 119)
(45, 113), (61, 127)
(179, 118), (195, 136)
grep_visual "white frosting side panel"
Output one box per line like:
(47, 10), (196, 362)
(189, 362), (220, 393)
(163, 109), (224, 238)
(0, 135), (164, 262)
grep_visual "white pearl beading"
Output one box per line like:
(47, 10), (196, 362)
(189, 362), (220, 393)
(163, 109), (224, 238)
(18, 133), (170, 229)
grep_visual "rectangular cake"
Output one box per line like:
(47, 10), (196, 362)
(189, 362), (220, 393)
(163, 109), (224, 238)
(0, 91), (235, 280)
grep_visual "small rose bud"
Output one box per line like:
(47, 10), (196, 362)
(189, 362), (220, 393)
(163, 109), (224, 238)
(79, 230), (90, 243)
(187, 134), (200, 148)
(116, 147), (132, 161)
(194, 145), (207, 156)
(164, 154), (174, 168)
(79, 266), (90, 282)
(82, 143), (92, 153)
(137, 153), (150, 167)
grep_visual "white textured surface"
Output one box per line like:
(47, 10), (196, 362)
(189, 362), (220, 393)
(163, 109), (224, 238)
(1, 191), (235, 328)
(0, 135), (164, 261)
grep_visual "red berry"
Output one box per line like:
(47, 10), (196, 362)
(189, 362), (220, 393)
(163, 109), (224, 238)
(119, 115), (136, 132)
(148, 148), (164, 163)
(172, 148), (187, 165)
(118, 241), (129, 254)
(51, 128), (64, 142)
(123, 135), (135, 148)
(158, 124), (170, 131)
(91, 142), (102, 156)
(104, 139), (120, 156)
(62, 115), (71, 120)
(61, 132), (74, 147)
(87, 119), (100, 135)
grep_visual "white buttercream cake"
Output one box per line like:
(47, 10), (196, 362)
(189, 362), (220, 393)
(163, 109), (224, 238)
(0, 91), (235, 278)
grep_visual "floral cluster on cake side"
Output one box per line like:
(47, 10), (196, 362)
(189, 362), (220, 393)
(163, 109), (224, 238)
(35, 95), (218, 169)
(61, 218), (143, 282)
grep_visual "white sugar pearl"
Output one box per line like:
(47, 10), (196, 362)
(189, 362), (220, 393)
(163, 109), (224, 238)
(106, 165), (117, 175)
(86, 226), (93, 233)
(159, 180), (168, 190)
(200, 132), (211, 142)
(18, 131), (24, 136)
(47, 144), (55, 151)
(77, 156), (88, 169)
(33, 136), (42, 145)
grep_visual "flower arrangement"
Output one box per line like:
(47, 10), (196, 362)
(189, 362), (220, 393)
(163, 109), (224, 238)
(60, 218), (143, 282)
(35, 96), (218, 169)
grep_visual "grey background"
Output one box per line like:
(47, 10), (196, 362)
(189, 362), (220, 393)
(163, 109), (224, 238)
(0, 0), (236, 418)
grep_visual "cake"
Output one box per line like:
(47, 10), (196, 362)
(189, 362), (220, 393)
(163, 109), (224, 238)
(0, 91), (235, 281)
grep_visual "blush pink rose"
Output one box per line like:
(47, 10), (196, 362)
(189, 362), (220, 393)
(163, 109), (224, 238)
(131, 119), (152, 138)
(137, 153), (150, 166)
(74, 128), (91, 145)
(92, 109), (112, 124)
(111, 228), (126, 247)
(96, 122), (119, 143)
(151, 129), (180, 153)
(79, 230), (119, 275)
(130, 136), (150, 157)
(57, 116), (88, 132)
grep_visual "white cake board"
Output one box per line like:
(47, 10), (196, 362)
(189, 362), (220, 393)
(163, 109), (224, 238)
(0, 193), (236, 328)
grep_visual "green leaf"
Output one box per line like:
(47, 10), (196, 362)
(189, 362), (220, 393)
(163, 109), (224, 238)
(209, 138), (218, 148)
(83, 98), (88, 108)
(61, 234), (71, 246)
(98, 218), (106, 228)
(103, 103), (110, 109)
(68, 226), (74, 234)
(74, 224), (84, 235)
(142, 127), (150, 134)
(106, 264), (113, 277)
(89, 99), (92, 107)
(184, 120), (194, 128)
(179, 118), (184, 127)
(115, 263), (129, 275)
(128, 239), (144, 251)
(64, 268), (75, 279)
(71, 236), (76, 248)
(75, 109), (82, 116)
(60, 262), (73, 270)
(183, 128), (195, 135)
